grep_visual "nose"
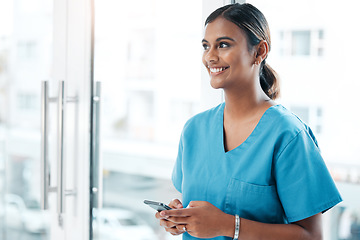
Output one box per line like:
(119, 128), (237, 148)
(204, 47), (219, 64)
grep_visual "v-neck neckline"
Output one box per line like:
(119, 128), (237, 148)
(219, 103), (280, 154)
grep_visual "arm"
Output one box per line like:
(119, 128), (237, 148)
(160, 201), (323, 240)
(239, 213), (322, 240)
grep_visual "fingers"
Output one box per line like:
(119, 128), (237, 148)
(160, 208), (192, 219)
(168, 216), (190, 225)
(158, 215), (188, 229)
(169, 198), (183, 209)
(156, 199), (183, 220)
(155, 211), (165, 220)
(166, 226), (186, 235)
(160, 219), (186, 235)
(157, 199), (183, 220)
(176, 224), (188, 233)
(159, 219), (176, 229)
(155, 198), (187, 236)
(166, 224), (187, 235)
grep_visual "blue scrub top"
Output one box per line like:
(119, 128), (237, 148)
(172, 103), (342, 240)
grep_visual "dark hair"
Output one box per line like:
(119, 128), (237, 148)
(205, 3), (280, 99)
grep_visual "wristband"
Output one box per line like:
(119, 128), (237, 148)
(233, 214), (240, 240)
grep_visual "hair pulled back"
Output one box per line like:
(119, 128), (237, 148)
(205, 3), (280, 99)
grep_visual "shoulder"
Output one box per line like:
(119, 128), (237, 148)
(269, 104), (320, 152)
(270, 105), (311, 135)
(182, 102), (223, 134)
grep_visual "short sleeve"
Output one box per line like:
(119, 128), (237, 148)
(172, 135), (183, 193)
(274, 130), (342, 223)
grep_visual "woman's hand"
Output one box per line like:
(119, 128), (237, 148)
(155, 199), (185, 235)
(159, 201), (235, 238)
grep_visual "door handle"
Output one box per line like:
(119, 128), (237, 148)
(57, 80), (77, 214)
(41, 81), (50, 210)
(41, 80), (77, 217)
(57, 81), (65, 214)
(92, 81), (102, 208)
(41, 81), (57, 210)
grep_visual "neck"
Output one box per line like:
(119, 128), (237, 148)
(223, 87), (273, 120)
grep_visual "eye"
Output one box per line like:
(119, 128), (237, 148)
(219, 42), (230, 48)
(202, 43), (210, 51)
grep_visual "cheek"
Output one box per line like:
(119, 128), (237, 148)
(229, 54), (251, 69)
(202, 55), (208, 68)
(222, 52), (239, 66)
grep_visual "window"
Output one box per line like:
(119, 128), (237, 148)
(292, 30), (311, 55)
(249, 1), (360, 239)
(278, 29), (324, 57)
(17, 41), (37, 60)
(17, 93), (37, 110)
(94, 0), (203, 239)
(290, 105), (323, 135)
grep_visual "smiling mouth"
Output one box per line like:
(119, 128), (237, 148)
(209, 67), (229, 74)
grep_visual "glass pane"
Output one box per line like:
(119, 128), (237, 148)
(247, 0), (360, 239)
(291, 31), (311, 56)
(93, 0), (203, 239)
(0, 0), (52, 239)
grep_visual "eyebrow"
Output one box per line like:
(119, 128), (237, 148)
(202, 36), (235, 43)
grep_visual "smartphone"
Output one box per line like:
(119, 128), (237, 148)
(144, 200), (172, 211)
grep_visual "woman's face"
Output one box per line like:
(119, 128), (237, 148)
(202, 17), (256, 90)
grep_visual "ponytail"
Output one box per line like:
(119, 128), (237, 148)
(260, 62), (280, 100)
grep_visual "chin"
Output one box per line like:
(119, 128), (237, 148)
(210, 78), (225, 90)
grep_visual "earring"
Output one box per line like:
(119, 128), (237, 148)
(254, 61), (259, 65)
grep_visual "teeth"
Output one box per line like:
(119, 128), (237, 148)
(209, 67), (227, 73)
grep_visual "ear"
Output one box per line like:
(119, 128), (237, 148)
(254, 40), (269, 64)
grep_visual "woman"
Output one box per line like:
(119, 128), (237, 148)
(155, 3), (342, 240)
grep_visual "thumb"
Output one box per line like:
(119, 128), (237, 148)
(169, 198), (183, 209)
(188, 201), (207, 208)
